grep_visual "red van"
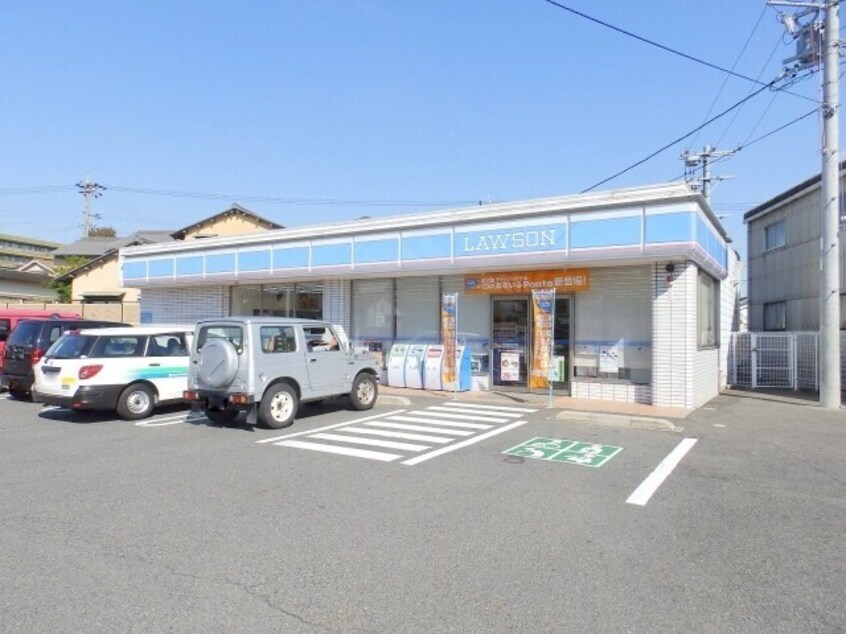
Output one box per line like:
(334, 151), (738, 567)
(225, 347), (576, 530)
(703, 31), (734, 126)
(0, 309), (79, 372)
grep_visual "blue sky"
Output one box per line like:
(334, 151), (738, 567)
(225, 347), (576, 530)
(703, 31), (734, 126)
(0, 1), (829, 279)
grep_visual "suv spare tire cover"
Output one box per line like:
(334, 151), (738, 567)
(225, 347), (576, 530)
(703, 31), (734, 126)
(197, 338), (239, 388)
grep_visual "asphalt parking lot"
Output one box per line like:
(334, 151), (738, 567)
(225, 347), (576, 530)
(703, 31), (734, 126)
(1, 391), (844, 633)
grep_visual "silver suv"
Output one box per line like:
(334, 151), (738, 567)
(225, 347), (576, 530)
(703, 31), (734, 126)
(184, 317), (379, 429)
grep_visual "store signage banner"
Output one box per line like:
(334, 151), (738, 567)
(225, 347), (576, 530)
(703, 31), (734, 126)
(464, 269), (589, 294)
(530, 290), (555, 388)
(441, 293), (458, 385)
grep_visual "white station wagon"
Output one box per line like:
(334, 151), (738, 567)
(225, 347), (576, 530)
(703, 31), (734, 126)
(33, 325), (194, 419)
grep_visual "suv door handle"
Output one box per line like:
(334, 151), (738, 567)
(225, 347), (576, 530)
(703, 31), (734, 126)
(148, 363), (161, 367)
(309, 358), (318, 363)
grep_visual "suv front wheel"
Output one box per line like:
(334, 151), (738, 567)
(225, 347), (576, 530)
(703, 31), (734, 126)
(259, 383), (298, 429)
(349, 373), (378, 411)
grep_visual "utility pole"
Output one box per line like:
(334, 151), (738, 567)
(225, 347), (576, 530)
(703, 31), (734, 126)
(770, 0), (840, 409)
(819, 2), (840, 409)
(75, 175), (106, 237)
(681, 145), (737, 204)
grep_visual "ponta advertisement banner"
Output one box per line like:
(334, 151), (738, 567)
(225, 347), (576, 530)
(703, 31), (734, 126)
(441, 293), (458, 385)
(530, 289), (555, 388)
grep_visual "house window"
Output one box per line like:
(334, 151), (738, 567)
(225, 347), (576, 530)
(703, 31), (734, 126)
(697, 270), (719, 348)
(764, 220), (786, 251)
(764, 302), (786, 331)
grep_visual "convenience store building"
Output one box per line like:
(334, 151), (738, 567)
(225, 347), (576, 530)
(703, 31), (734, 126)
(120, 182), (739, 410)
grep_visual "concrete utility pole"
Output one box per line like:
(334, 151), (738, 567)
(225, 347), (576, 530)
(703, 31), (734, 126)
(75, 175), (106, 237)
(819, 2), (841, 409)
(681, 145), (737, 204)
(770, 0), (841, 408)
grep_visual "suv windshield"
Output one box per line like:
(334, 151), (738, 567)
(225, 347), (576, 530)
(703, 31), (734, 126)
(6, 321), (40, 348)
(197, 325), (243, 353)
(47, 334), (97, 359)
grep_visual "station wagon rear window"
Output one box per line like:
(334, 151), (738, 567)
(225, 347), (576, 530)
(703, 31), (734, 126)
(197, 325), (243, 353)
(46, 334), (97, 359)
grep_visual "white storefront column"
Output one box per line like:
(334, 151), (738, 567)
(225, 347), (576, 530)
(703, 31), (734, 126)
(651, 261), (695, 408)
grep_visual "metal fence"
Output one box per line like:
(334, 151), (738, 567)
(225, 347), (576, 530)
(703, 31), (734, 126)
(728, 332), (819, 391)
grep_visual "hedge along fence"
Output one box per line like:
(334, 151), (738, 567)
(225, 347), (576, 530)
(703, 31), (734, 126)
(0, 302), (140, 325)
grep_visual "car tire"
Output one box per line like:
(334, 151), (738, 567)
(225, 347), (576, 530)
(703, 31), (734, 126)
(259, 383), (298, 429)
(348, 373), (378, 411)
(116, 383), (155, 420)
(204, 408), (239, 426)
(8, 387), (30, 401)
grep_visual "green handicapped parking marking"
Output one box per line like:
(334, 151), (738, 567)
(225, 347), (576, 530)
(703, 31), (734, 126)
(503, 437), (623, 468)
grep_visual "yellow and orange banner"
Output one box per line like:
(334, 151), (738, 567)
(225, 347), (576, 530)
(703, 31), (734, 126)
(464, 269), (589, 294)
(441, 293), (458, 385)
(529, 289), (555, 389)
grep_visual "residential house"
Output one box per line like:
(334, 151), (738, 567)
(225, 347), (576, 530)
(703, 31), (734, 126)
(0, 233), (59, 270)
(744, 162), (846, 331)
(56, 204), (282, 307)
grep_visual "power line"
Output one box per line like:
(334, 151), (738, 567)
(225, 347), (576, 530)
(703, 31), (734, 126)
(541, 0), (819, 104)
(688, 5), (769, 151)
(665, 106), (819, 182)
(581, 81), (777, 193)
(106, 185), (479, 208)
(0, 185), (75, 196)
(714, 34), (787, 148)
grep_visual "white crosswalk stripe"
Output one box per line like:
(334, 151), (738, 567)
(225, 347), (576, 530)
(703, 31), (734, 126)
(259, 401), (536, 464)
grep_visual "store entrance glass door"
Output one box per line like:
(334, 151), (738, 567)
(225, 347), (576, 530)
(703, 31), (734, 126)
(551, 296), (571, 391)
(492, 297), (529, 390)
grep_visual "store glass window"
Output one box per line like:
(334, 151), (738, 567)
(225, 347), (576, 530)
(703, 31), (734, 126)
(351, 279), (395, 368)
(396, 277), (439, 342)
(296, 284), (323, 320)
(573, 268), (651, 383)
(231, 285), (262, 316)
(697, 270), (719, 348)
(230, 283), (323, 318)
(262, 284), (294, 316)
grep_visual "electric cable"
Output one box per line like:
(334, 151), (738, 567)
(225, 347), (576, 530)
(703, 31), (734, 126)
(105, 185), (479, 208)
(687, 4), (769, 152)
(541, 0), (820, 104)
(581, 81), (776, 193)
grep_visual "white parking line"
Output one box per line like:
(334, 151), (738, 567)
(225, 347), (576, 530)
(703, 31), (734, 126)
(626, 438), (698, 507)
(274, 440), (402, 462)
(422, 407), (512, 422)
(340, 426), (454, 444)
(364, 421), (475, 436)
(438, 402), (537, 413)
(402, 419), (530, 466)
(386, 415), (493, 430)
(309, 433), (430, 452)
(255, 410), (406, 444)
(136, 413), (205, 427)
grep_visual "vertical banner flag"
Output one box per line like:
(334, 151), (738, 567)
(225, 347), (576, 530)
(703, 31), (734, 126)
(530, 289), (555, 389)
(441, 293), (458, 386)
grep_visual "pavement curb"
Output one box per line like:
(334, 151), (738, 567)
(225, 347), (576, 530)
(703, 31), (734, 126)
(554, 410), (682, 432)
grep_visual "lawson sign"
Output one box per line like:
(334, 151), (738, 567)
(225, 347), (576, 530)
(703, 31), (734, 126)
(454, 222), (566, 258)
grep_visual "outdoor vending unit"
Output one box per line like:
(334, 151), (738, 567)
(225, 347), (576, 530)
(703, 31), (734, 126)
(423, 345), (445, 390)
(387, 343), (410, 388)
(443, 345), (473, 392)
(404, 344), (428, 389)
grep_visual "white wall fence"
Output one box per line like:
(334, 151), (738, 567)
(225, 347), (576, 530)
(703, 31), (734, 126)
(728, 332), (821, 391)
